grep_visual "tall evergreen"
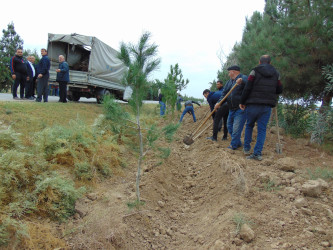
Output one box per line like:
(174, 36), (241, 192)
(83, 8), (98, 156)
(224, 0), (333, 106)
(0, 22), (24, 91)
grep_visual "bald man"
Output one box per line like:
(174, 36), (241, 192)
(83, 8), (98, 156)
(56, 55), (69, 103)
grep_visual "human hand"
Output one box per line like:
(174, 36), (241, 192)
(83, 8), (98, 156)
(38, 74), (43, 79)
(214, 103), (220, 110)
(239, 104), (246, 110)
(56, 69), (60, 72)
(236, 78), (242, 85)
(12, 74), (16, 80)
(27, 76), (30, 81)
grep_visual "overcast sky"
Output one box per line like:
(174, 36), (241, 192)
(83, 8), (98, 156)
(0, 0), (265, 98)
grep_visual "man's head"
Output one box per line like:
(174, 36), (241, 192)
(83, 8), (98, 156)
(203, 89), (210, 98)
(29, 56), (35, 63)
(59, 55), (65, 62)
(260, 55), (271, 64)
(41, 48), (47, 56)
(227, 65), (240, 80)
(16, 48), (23, 56)
(216, 80), (223, 90)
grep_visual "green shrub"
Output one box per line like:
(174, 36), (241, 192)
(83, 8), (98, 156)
(74, 162), (93, 181)
(162, 123), (180, 142)
(0, 217), (28, 246)
(0, 129), (19, 150)
(307, 167), (333, 180)
(33, 175), (84, 221)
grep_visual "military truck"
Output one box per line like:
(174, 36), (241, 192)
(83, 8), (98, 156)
(47, 33), (131, 103)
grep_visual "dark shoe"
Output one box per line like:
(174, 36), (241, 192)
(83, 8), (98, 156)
(28, 97), (34, 100)
(227, 145), (236, 150)
(222, 136), (227, 141)
(246, 154), (263, 161)
(13, 97), (19, 100)
(206, 136), (217, 142)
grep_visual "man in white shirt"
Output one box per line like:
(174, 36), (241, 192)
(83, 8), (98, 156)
(26, 56), (36, 100)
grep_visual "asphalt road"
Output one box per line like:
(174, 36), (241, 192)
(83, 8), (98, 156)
(0, 93), (159, 104)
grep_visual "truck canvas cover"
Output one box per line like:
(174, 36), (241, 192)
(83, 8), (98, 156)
(48, 33), (126, 84)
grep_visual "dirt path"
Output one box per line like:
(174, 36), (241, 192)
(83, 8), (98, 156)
(64, 106), (333, 249)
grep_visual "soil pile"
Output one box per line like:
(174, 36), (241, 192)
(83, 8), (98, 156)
(65, 106), (333, 249)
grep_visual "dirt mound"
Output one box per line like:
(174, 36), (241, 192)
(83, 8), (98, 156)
(64, 106), (333, 249)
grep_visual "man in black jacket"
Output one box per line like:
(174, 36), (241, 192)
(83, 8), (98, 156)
(240, 55), (283, 161)
(10, 48), (27, 99)
(36, 48), (50, 102)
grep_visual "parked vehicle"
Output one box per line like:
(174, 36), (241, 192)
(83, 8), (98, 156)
(47, 33), (131, 103)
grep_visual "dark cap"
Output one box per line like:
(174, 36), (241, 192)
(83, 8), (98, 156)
(227, 65), (240, 71)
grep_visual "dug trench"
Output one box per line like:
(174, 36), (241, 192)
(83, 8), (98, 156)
(65, 106), (333, 249)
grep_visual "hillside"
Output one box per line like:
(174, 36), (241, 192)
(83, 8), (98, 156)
(0, 103), (332, 249)
(63, 106), (333, 249)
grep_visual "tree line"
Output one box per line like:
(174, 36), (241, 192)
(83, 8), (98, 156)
(213, 0), (332, 108)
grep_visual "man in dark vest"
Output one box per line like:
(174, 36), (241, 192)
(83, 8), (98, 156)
(239, 55), (283, 161)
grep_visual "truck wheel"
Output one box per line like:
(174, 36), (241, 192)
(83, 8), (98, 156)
(71, 92), (80, 102)
(96, 89), (111, 104)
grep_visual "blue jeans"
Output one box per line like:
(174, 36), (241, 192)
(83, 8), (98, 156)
(179, 106), (196, 122)
(244, 104), (272, 156)
(159, 101), (166, 116)
(227, 108), (246, 149)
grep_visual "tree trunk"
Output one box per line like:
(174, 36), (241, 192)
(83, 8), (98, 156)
(135, 104), (143, 202)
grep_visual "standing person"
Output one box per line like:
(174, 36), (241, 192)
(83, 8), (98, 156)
(56, 55), (69, 103)
(25, 56), (36, 100)
(158, 91), (166, 116)
(240, 55), (283, 161)
(214, 65), (247, 150)
(10, 48), (27, 99)
(179, 100), (201, 123)
(203, 89), (228, 141)
(36, 48), (50, 102)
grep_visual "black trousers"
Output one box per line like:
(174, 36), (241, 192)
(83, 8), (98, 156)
(212, 102), (229, 140)
(58, 81), (68, 102)
(12, 72), (26, 98)
(25, 78), (33, 98)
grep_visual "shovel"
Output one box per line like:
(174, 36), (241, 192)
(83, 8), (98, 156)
(183, 80), (240, 145)
(274, 107), (282, 154)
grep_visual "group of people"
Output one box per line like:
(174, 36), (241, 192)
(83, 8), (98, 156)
(203, 55), (283, 161)
(10, 48), (69, 103)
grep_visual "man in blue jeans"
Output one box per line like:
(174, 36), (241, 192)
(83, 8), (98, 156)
(240, 55), (283, 161)
(215, 65), (247, 150)
(179, 100), (201, 123)
(158, 93), (166, 116)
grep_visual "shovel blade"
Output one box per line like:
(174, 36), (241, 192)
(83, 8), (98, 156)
(183, 136), (194, 145)
(276, 143), (283, 154)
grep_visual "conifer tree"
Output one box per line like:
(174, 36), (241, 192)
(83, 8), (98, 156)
(117, 32), (161, 201)
(0, 22), (24, 91)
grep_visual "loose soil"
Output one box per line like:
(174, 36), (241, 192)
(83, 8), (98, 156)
(25, 106), (333, 249)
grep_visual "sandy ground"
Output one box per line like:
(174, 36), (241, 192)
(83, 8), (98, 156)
(15, 105), (333, 249)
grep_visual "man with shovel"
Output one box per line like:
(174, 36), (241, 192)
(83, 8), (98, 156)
(239, 55), (283, 161)
(215, 65), (247, 150)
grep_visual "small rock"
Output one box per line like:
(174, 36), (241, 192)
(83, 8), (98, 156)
(86, 193), (98, 201)
(212, 240), (224, 249)
(74, 213), (81, 220)
(320, 241), (331, 247)
(316, 178), (329, 189)
(301, 180), (322, 197)
(239, 224), (255, 243)
(301, 207), (313, 216)
(276, 157), (296, 172)
(157, 200), (165, 208)
(294, 197), (308, 208)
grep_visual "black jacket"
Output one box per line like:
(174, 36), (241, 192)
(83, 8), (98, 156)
(218, 74), (248, 110)
(10, 56), (27, 75)
(241, 64), (283, 107)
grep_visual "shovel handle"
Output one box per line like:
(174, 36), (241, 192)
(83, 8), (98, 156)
(191, 82), (239, 137)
